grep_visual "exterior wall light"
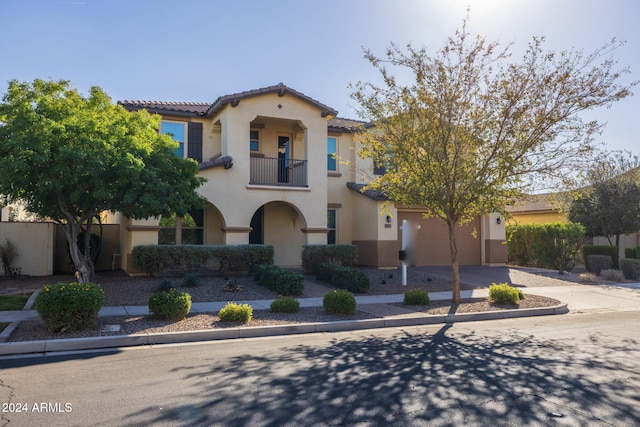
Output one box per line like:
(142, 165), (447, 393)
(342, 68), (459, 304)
(496, 216), (502, 225)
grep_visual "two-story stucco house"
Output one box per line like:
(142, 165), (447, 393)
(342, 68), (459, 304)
(118, 83), (507, 272)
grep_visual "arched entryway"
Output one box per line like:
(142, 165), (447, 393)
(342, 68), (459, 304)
(249, 201), (307, 267)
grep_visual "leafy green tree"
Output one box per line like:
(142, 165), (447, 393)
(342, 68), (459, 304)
(351, 22), (635, 302)
(569, 153), (640, 246)
(0, 79), (205, 282)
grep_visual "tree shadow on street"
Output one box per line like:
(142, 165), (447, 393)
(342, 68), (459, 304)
(117, 324), (640, 426)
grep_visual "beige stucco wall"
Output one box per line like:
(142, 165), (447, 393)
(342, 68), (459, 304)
(263, 202), (306, 267)
(507, 211), (566, 225)
(0, 222), (55, 276)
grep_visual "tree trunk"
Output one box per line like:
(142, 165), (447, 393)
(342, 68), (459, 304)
(63, 219), (95, 283)
(447, 218), (461, 304)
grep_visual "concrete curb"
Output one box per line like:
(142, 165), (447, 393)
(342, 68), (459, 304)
(0, 303), (568, 357)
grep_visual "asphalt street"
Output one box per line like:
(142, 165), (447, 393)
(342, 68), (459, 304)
(1, 309), (639, 426)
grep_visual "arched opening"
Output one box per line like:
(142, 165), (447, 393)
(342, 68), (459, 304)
(250, 201), (307, 267)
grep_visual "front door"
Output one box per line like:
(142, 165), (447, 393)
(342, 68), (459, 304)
(278, 135), (290, 183)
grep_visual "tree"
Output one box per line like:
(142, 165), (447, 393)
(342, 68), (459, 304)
(568, 153), (640, 246)
(0, 79), (205, 283)
(351, 21), (636, 302)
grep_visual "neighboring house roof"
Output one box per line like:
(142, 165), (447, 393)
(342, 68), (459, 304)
(507, 192), (569, 214)
(346, 182), (389, 201)
(119, 83), (338, 119)
(328, 117), (373, 133)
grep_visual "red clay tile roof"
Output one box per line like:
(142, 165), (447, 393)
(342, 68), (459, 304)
(119, 83), (338, 118)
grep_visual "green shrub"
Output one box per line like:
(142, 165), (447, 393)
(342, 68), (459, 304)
(302, 245), (358, 274)
(506, 223), (585, 271)
(314, 263), (370, 293)
(600, 269), (625, 282)
(488, 282), (521, 305)
(583, 245), (619, 270)
(587, 254), (613, 275)
(625, 246), (640, 259)
(35, 282), (105, 332)
(252, 264), (304, 296)
(148, 289), (192, 320)
(270, 296), (300, 313)
(182, 273), (200, 288)
(132, 244), (274, 276)
(0, 239), (19, 278)
(323, 289), (357, 315)
(156, 279), (174, 292)
(218, 302), (253, 323)
(403, 289), (430, 305)
(620, 258), (640, 280)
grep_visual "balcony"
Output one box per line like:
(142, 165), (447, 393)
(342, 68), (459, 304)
(250, 156), (308, 187)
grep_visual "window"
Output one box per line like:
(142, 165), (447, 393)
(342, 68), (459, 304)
(327, 209), (337, 244)
(327, 137), (337, 171)
(158, 209), (204, 245)
(161, 121), (186, 157)
(250, 130), (260, 151)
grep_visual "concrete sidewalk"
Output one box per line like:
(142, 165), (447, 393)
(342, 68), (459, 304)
(1, 269), (639, 357)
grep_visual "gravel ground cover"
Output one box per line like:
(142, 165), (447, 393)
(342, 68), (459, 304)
(1, 266), (570, 343)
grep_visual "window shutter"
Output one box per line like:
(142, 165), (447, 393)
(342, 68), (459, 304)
(188, 122), (203, 163)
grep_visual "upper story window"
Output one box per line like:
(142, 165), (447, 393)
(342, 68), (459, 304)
(161, 121), (186, 157)
(250, 130), (260, 152)
(327, 137), (337, 171)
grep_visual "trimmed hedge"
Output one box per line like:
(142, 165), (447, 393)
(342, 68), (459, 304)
(489, 282), (522, 305)
(148, 289), (192, 320)
(313, 263), (370, 293)
(625, 246), (640, 259)
(301, 245), (358, 274)
(620, 258), (640, 280)
(270, 296), (300, 313)
(323, 289), (357, 315)
(252, 264), (304, 296)
(35, 282), (104, 332)
(587, 255), (613, 275)
(583, 245), (618, 270)
(506, 223), (585, 271)
(132, 244), (274, 276)
(218, 302), (253, 323)
(404, 289), (430, 306)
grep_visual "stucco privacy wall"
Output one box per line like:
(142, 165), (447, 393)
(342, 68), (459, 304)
(0, 222), (55, 276)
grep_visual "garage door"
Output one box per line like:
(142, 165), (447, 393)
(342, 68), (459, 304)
(398, 211), (481, 266)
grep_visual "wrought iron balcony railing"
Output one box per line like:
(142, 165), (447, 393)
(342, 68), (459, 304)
(250, 156), (308, 187)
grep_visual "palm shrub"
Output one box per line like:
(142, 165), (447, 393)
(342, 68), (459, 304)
(270, 296), (300, 313)
(218, 302), (253, 323)
(35, 282), (104, 332)
(148, 289), (191, 320)
(488, 282), (522, 305)
(403, 289), (430, 305)
(182, 273), (200, 288)
(323, 289), (356, 315)
(156, 279), (174, 292)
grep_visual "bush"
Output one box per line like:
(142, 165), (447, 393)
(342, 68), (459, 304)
(252, 264), (304, 296)
(302, 245), (358, 274)
(488, 282), (521, 305)
(600, 269), (625, 282)
(579, 272), (598, 283)
(323, 289), (357, 315)
(506, 223), (584, 271)
(218, 302), (253, 323)
(586, 254), (613, 275)
(35, 282), (104, 332)
(148, 289), (192, 320)
(620, 258), (640, 280)
(0, 239), (19, 278)
(313, 263), (370, 293)
(182, 273), (200, 288)
(583, 245), (619, 270)
(403, 289), (430, 305)
(270, 296), (300, 313)
(132, 244), (274, 276)
(625, 246), (640, 259)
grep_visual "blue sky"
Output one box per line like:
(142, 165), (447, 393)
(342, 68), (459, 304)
(1, 0), (638, 155)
